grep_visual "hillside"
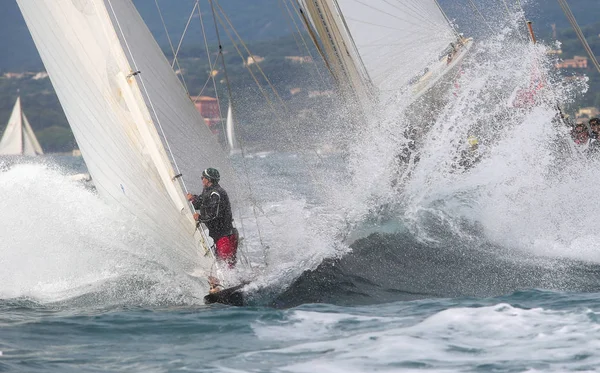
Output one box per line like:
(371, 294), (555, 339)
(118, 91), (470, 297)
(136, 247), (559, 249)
(0, 1), (599, 152)
(0, 0), (296, 72)
(1, 0), (598, 72)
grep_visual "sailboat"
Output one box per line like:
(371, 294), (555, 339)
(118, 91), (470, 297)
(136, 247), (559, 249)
(0, 96), (44, 156)
(225, 101), (241, 155)
(297, 0), (472, 113)
(16, 0), (250, 301)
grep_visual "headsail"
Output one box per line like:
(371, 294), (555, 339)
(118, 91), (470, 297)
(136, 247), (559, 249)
(334, 1), (456, 94)
(16, 0), (235, 274)
(0, 96), (44, 156)
(299, 0), (462, 104)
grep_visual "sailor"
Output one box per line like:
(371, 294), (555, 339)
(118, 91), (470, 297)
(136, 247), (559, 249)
(589, 118), (600, 139)
(585, 118), (600, 154)
(571, 123), (589, 145)
(187, 167), (238, 268)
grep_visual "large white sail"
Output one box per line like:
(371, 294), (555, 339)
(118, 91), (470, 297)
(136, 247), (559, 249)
(0, 96), (44, 156)
(335, 0), (456, 94)
(300, 0), (460, 102)
(16, 0), (235, 274)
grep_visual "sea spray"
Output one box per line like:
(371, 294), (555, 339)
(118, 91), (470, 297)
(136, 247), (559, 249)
(0, 162), (206, 305)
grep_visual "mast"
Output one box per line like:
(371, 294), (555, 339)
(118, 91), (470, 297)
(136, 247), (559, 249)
(299, 0), (374, 111)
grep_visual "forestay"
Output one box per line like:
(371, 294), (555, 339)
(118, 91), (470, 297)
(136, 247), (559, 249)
(16, 0), (236, 274)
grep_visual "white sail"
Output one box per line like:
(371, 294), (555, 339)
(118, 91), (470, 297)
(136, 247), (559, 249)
(335, 0), (456, 94)
(0, 96), (44, 155)
(16, 0), (237, 275)
(299, 0), (463, 103)
(22, 112), (44, 155)
(225, 102), (237, 152)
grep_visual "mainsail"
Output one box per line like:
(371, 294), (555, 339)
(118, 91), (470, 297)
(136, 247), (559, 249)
(16, 0), (237, 276)
(299, 0), (467, 106)
(0, 96), (44, 156)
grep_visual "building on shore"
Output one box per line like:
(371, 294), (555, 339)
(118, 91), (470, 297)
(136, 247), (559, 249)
(576, 106), (600, 121)
(192, 95), (221, 133)
(556, 55), (588, 69)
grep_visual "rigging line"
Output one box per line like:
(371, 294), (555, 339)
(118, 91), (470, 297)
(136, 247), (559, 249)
(215, 0), (331, 178)
(377, 0), (451, 30)
(434, 0), (461, 39)
(154, 0), (190, 95)
(207, 0), (268, 251)
(278, 0), (304, 57)
(348, 0), (447, 31)
(500, 0), (510, 14)
(467, 0), (496, 33)
(213, 0), (289, 112)
(211, 10), (279, 115)
(192, 57), (221, 100)
(558, 2), (589, 61)
(213, 3), (334, 193)
(171, 2), (198, 69)
(397, 0), (455, 31)
(343, 15), (447, 35)
(198, 1), (226, 137)
(558, 0), (600, 74)
(105, 1), (215, 255)
(283, 0), (328, 86)
(378, 0), (448, 29)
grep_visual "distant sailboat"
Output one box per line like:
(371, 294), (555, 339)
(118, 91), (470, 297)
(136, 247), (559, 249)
(16, 0), (251, 296)
(225, 101), (240, 155)
(0, 96), (44, 156)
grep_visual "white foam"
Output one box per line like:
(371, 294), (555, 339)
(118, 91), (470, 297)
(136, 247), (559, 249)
(249, 303), (600, 372)
(0, 163), (204, 304)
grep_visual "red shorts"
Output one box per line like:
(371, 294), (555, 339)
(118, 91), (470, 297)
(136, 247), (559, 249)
(215, 234), (238, 268)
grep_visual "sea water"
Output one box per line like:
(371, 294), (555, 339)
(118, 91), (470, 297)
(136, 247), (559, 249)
(1, 151), (600, 372)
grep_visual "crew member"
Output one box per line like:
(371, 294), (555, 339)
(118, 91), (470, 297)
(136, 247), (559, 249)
(187, 167), (238, 268)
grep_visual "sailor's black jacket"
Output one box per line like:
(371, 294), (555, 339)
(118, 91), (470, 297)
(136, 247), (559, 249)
(191, 183), (233, 241)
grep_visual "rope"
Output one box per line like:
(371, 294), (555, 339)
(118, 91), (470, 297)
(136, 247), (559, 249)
(196, 1), (226, 136)
(192, 57), (221, 100)
(211, 8), (280, 114)
(171, 2), (197, 70)
(557, 0), (600, 74)
(153, 0), (190, 94)
(467, 0), (496, 33)
(500, 0), (510, 14)
(281, 0), (328, 85)
(433, 0), (461, 39)
(208, 0), (268, 259)
(213, 0), (289, 112)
